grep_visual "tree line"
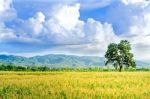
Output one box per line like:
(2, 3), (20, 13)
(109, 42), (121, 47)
(0, 63), (149, 72)
(0, 63), (49, 71)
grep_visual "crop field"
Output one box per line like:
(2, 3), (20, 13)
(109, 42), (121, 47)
(0, 72), (150, 99)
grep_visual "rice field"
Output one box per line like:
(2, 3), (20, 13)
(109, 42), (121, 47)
(0, 71), (150, 99)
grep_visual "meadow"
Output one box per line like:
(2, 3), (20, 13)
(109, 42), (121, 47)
(0, 71), (150, 99)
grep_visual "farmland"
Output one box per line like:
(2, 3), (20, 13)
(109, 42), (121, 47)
(0, 72), (150, 99)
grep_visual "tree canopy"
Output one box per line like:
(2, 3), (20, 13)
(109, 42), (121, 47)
(105, 40), (136, 72)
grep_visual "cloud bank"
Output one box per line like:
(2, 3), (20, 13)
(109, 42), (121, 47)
(0, 0), (150, 61)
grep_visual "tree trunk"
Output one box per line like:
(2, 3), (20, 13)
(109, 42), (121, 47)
(119, 65), (123, 72)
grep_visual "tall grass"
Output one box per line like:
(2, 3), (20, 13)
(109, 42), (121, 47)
(0, 72), (150, 99)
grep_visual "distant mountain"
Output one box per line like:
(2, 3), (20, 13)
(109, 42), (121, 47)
(0, 54), (149, 67)
(0, 54), (105, 67)
(135, 60), (150, 68)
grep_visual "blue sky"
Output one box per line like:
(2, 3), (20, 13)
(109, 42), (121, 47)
(0, 0), (150, 61)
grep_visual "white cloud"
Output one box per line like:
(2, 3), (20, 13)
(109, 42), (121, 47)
(0, 27), (15, 40)
(44, 4), (85, 44)
(120, 6), (150, 60)
(49, 18), (119, 56)
(0, 0), (16, 21)
(42, 4), (118, 55)
(4, 3), (118, 57)
(12, 0), (114, 10)
(0, 0), (17, 41)
(0, 0), (12, 12)
(23, 12), (45, 37)
(52, 3), (80, 30)
(78, 0), (114, 10)
(122, 0), (150, 8)
(84, 18), (118, 43)
(129, 13), (150, 36)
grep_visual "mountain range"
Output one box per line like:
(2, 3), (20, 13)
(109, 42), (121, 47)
(0, 54), (149, 68)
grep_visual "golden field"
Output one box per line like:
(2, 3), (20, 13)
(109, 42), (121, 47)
(0, 72), (150, 99)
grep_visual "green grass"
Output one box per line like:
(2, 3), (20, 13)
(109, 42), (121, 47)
(0, 72), (150, 99)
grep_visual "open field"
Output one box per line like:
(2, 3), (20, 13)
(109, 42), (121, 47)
(0, 72), (150, 99)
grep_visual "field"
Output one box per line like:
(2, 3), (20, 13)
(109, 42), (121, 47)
(0, 72), (150, 99)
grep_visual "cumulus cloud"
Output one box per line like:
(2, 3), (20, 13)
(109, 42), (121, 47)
(122, 12), (150, 60)
(47, 18), (118, 56)
(0, 0), (16, 21)
(0, 3), (118, 56)
(51, 4), (80, 31)
(23, 12), (45, 37)
(118, 0), (150, 61)
(43, 4), (118, 55)
(0, 0), (17, 41)
(128, 13), (150, 36)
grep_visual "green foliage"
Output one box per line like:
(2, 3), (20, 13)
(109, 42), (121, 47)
(0, 63), (149, 72)
(105, 40), (136, 71)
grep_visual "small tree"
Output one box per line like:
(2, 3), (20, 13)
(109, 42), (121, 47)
(105, 40), (136, 72)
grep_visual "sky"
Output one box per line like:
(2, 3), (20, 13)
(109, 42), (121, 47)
(0, 0), (150, 61)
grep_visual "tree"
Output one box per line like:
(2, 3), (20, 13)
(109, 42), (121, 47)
(105, 40), (136, 72)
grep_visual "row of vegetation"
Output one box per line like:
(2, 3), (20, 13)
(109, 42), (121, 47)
(0, 63), (149, 72)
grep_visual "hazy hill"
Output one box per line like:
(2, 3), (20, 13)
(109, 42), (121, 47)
(0, 54), (149, 67)
(0, 54), (104, 67)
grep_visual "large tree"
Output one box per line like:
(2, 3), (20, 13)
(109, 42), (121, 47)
(105, 40), (136, 72)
